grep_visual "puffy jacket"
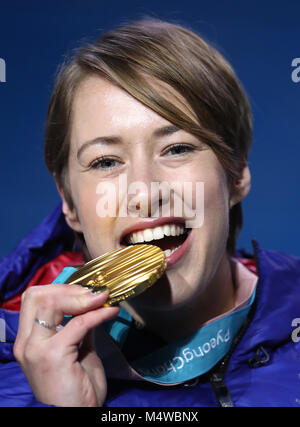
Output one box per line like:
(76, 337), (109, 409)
(1, 205), (300, 407)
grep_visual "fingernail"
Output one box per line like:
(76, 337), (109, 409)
(89, 286), (109, 296)
(76, 283), (108, 294)
(74, 284), (92, 291)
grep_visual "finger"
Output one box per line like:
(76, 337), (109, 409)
(17, 284), (92, 344)
(54, 305), (120, 349)
(29, 289), (112, 342)
(17, 284), (108, 345)
(16, 285), (55, 349)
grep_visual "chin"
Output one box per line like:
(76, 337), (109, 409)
(128, 270), (200, 312)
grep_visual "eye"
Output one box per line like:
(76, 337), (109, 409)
(89, 156), (121, 170)
(163, 143), (195, 157)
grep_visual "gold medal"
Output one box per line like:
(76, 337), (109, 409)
(65, 244), (166, 306)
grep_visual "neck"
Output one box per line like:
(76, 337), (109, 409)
(124, 253), (236, 343)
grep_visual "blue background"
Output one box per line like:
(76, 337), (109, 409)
(0, 0), (299, 259)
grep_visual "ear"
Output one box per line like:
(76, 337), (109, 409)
(55, 178), (83, 233)
(229, 163), (251, 209)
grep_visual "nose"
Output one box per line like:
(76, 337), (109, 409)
(119, 164), (169, 218)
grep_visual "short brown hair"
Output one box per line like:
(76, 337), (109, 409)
(44, 18), (252, 255)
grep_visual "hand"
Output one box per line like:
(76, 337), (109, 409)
(13, 284), (120, 407)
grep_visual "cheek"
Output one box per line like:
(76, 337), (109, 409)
(176, 160), (229, 224)
(204, 175), (229, 220)
(199, 170), (231, 263)
(74, 177), (99, 222)
(70, 175), (117, 255)
(179, 154), (230, 259)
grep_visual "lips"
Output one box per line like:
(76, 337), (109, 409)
(120, 217), (192, 267)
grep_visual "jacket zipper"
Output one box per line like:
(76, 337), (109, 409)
(209, 240), (261, 407)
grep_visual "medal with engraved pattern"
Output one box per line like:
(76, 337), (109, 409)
(65, 244), (167, 306)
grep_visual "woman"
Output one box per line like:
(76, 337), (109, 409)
(1, 19), (300, 407)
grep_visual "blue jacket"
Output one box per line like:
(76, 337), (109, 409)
(1, 205), (300, 407)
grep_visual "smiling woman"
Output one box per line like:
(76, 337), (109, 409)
(1, 18), (300, 408)
(45, 20), (252, 257)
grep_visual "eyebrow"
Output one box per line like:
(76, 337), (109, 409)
(77, 124), (181, 160)
(152, 124), (180, 138)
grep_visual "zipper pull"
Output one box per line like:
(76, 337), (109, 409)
(248, 345), (270, 368)
(210, 371), (234, 407)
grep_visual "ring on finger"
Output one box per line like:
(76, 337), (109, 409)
(34, 317), (63, 332)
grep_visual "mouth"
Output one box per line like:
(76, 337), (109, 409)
(120, 220), (192, 267)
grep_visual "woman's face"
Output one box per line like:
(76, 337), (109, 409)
(64, 75), (246, 310)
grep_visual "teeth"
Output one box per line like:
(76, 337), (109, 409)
(164, 249), (172, 257)
(143, 229), (154, 242)
(163, 224), (171, 236)
(153, 226), (164, 240)
(164, 245), (182, 257)
(127, 223), (185, 244)
(170, 224), (176, 236)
